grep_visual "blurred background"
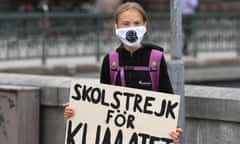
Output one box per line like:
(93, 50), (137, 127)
(0, 0), (240, 86)
(0, 0), (240, 144)
(0, 0), (239, 87)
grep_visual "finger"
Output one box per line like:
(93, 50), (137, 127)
(65, 107), (74, 113)
(176, 128), (184, 133)
(64, 113), (73, 118)
(65, 108), (74, 114)
(64, 113), (69, 118)
(169, 131), (178, 139)
(62, 103), (69, 107)
(64, 112), (75, 118)
(169, 133), (180, 144)
(64, 109), (75, 118)
(65, 107), (73, 111)
(172, 139), (178, 144)
(176, 128), (183, 137)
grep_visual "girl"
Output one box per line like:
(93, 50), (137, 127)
(64, 2), (183, 143)
(100, 2), (173, 93)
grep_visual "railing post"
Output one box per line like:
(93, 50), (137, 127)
(96, 15), (101, 62)
(41, 3), (49, 65)
(169, 0), (185, 144)
(41, 32), (46, 65)
(237, 19), (240, 56)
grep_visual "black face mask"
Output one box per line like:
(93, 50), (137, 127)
(126, 30), (138, 43)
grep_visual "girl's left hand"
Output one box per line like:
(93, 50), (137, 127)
(169, 128), (184, 144)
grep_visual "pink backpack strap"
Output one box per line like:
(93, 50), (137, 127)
(109, 51), (126, 86)
(109, 51), (119, 85)
(149, 49), (163, 91)
(109, 49), (163, 91)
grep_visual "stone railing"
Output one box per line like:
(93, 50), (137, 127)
(0, 73), (239, 144)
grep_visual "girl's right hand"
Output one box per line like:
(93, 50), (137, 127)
(63, 103), (75, 119)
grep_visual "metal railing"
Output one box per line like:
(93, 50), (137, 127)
(0, 12), (239, 64)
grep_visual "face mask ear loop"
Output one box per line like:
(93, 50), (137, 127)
(114, 24), (118, 30)
(143, 22), (147, 30)
(143, 22), (148, 36)
(114, 24), (118, 34)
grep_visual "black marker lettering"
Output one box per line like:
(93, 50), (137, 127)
(111, 91), (121, 109)
(123, 92), (135, 111)
(101, 89), (109, 106)
(66, 121), (83, 144)
(91, 88), (101, 104)
(166, 101), (178, 119)
(133, 94), (143, 113)
(114, 129), (123, 144)
(154, 99), (167, 117)
(129, 132), (138, 144)
(72, 84), (82, 100)
(102, 127), (111, 144)
(95, 125), (101, 144)
(143, 96), (155, 115)
(82, 85), (92, 102)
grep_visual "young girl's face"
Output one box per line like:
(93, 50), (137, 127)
(116, 9), (145, 28)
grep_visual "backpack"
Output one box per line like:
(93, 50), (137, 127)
(109, 49), (163, 91)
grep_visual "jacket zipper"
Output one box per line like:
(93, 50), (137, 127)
(128, 52), (134, 84)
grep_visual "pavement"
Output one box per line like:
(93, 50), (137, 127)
(0, 51), (238, 69)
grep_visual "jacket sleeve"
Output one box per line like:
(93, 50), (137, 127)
(100, 54), (111, 84)
(158, 56), (174, 94)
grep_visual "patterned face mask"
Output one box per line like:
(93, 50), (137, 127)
(115, 26), (147, 48)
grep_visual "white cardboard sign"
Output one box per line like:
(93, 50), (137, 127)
(65, 80), (180, 144)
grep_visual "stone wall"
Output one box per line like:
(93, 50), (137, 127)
(0, 73), (239, 144)
(0, 85), (39, 144)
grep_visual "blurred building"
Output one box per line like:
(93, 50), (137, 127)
(147, 0), (240, 12)
(198, 0), (240, 12)
(0, 0), (239, 12)
(0, 0), (94, 12)
(95, 0), (121, 12)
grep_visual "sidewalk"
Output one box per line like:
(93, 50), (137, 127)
(0, 51), (238, 69)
